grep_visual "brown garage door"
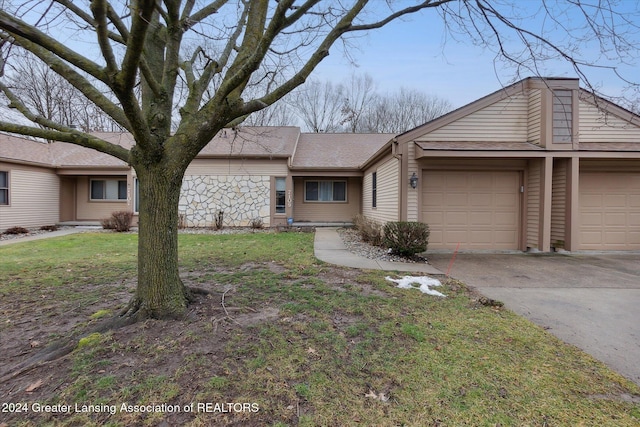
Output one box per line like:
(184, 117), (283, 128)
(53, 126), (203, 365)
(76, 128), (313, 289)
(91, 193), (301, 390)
(579, 172), (640, 250)
(422, 170), (521, 250)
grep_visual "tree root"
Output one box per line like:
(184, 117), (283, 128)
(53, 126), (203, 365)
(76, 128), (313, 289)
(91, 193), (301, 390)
(0, 314), (138, 384)
(1, 287), (211, 384)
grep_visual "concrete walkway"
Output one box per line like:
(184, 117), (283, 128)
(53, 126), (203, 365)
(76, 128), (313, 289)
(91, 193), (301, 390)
(0, 228), (87, 246)
(314, 227), (442, 274)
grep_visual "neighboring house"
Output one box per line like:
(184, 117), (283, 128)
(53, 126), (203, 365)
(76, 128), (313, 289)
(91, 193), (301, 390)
(1, 77), (639, 252)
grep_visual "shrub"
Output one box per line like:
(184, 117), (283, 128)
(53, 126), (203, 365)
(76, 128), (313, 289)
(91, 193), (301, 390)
(214, 210), (224, 230)
(101, 211), (134, 232)
(40, 225), (59, 232)
(4, 226), (30, 235)
(383, 221), (430, 256)
(353, 214), (383, 246)
(249, 217), (264, 229)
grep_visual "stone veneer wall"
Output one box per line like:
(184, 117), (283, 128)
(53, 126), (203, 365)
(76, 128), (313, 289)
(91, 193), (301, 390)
(179, 175), (271, 227)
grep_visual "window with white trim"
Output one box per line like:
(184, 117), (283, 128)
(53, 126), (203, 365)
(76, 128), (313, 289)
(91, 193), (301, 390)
(0, 171), (8, 205)
(304, 180), (347, 202)
(90, 179), (127, 201)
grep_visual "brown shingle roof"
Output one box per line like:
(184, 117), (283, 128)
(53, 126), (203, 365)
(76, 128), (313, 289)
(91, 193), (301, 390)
(0, 134), (53, 166)
(49, 141), (129, 167)
(198, 127), (300, 158)
(292, 133), (393, 169)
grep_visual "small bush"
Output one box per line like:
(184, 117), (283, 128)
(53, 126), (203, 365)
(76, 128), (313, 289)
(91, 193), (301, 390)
(101, 211), (133, 232)
(353, 214), (383, 246)
(383, 221), (430, 256)
(249, 217), (264, 229)
(4, 226), (30, 235)
(40, 225), (59, 232)
(214, 210), (224, 230)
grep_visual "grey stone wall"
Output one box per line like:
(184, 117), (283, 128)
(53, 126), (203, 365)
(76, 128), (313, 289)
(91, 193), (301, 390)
(179, 175), (271, 227)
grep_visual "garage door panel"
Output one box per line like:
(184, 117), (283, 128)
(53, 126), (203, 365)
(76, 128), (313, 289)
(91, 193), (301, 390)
(444, 212), (468, 226)
(581, 194), (602, 207)
(470, 231), (492, 244)
(423, 170), (520, 250)
(469, 194), (491, 206)
(494, 212), (518, 226)
(604, 232), (628, 245)
(495, 193), (518, 207)
(446, 230), (469, 244)
(579, 172), (640, 250)
(470, 212), (493, 226)
(446, 174), (468, 188)
(604, 213), (628, 226)
(429, 230), (444, 245)
(581, 231), (603, 245)
(581, 212), (602, 226)
(446, 193), (468, 206)
(603, 194), (627, 207)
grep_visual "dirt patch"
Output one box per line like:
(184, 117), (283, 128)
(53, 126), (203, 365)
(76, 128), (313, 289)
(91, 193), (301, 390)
(0, 275), (287, 426)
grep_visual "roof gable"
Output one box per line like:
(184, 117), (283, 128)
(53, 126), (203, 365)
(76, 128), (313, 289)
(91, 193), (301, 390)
(578, 91), (640, 144)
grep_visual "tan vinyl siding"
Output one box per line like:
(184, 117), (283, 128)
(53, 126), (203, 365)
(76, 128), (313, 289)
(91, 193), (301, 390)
(293, 177), (361, 222)
(579, 100), (640, 143)
(363, 156), (399, 223)
(526, 160), (542, 249)
(528, 89), (542, 145)
(0, 164), (59, 231)
(185, 158), (289, 176)
(406, 141), (419, 221)
(551, 159), (567, 247)
(76, 176), (131, 220)
(416, 94), (529, 142)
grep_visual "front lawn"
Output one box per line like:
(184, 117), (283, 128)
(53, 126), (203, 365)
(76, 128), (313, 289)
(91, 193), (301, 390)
(0, 231), (638, 426)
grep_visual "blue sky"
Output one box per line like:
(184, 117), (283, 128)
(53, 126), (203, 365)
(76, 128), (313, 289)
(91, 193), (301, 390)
(313, 1), (640, 109)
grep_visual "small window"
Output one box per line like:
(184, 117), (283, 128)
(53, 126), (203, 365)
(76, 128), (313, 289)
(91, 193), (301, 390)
(0, 171), (8, 205)
(372, 172), (377, 208)
(305, 180), (347, 202)
(90, 179), (127, 201)
(275, 177), (286, 214)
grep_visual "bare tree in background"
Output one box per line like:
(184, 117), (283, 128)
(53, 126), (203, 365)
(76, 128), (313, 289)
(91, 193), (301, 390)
(340, 73), (377, 133)
(360, 87), (453, 133)
(0, 0), (638, 322)
(4, 52), (124, 133)
(290, 79), (344, 132)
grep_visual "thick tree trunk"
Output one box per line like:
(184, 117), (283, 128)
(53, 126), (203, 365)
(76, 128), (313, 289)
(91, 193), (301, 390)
(125, 164), (191, 320)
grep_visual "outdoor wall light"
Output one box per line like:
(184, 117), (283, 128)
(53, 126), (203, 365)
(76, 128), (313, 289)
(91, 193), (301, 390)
(409, 172), (419, 189)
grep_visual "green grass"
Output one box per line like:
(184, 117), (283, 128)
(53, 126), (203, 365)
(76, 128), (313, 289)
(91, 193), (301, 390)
(1, 231), (638, 426)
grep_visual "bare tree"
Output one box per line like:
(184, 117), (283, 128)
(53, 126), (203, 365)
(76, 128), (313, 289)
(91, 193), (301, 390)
(4, 52), (124, 133)
(340, 73), (377, 133)
(290, 79), (344, 132)
(360, 87), (453, 133)
(0, 0), (637, 321)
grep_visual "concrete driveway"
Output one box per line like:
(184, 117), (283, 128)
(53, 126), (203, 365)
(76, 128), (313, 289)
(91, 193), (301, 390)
(427, 252), (640, 387)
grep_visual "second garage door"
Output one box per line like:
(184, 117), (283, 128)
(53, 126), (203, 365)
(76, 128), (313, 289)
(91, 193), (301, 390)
(422, 170), (521, 250)
(579, 172), (640, 250)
